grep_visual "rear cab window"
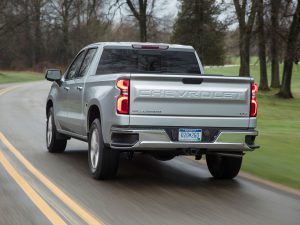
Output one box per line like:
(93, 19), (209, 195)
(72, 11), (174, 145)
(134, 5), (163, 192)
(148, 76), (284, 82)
(96, 47), (201, 75)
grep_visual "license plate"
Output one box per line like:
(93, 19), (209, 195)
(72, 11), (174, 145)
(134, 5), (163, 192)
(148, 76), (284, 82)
(178, 128), (202, 142)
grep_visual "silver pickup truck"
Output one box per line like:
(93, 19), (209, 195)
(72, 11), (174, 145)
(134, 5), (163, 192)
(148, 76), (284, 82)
(45, 42), (259, 180)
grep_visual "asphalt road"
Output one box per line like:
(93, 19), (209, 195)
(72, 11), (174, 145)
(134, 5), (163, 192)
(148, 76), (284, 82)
(0, 81), (300, 225)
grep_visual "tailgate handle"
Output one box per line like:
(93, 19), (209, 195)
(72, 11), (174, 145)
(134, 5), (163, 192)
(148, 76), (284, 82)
(182, 78), (203, 84)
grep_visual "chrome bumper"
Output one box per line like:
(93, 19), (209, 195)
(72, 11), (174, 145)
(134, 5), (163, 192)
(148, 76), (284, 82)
(109, 127), (259, 151)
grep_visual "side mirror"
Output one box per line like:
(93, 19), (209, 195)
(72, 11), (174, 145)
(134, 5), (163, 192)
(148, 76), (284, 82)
(45, 69), (62, 82)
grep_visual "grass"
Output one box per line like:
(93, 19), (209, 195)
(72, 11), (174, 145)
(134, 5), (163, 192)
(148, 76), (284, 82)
(206, 64), (300, 190)
(0, 71), (43, 84)
(225, 56), (259, 65)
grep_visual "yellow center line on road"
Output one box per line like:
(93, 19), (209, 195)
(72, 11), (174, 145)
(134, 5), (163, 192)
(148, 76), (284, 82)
(0, 132), (105, 225)
(0, 86), (18, 96)
(0, 151), (67, 225)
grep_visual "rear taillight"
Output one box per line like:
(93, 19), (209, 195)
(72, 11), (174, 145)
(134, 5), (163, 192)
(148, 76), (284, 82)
(250, 83), (258, 117)
(116, 79), (130, 114)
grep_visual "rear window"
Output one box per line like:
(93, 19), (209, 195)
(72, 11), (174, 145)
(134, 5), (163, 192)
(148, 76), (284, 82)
(96, 49), (201, 75)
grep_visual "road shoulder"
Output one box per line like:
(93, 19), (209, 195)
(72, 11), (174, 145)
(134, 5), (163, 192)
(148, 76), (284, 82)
(185, 156), (300, 198)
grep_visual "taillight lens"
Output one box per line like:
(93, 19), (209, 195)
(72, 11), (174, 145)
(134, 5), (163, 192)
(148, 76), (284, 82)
(116, 79), (130, 114)
(117, 80), (129, 92)
(250, 83), (258, 117)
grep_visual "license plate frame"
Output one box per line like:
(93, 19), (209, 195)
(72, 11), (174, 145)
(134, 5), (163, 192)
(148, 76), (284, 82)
(178, 128), (202, 142)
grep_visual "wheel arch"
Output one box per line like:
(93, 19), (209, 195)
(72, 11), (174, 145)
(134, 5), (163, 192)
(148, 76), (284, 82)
(87, 104), (102, 135)
(46, 99), (53, 117)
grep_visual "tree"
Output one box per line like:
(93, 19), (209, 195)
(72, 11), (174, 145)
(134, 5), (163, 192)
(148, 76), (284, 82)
(114, 0), (158, 42)
(47, 0), (79, 64)
(257, 0), (269, 90)
(172, 0), (226, 66)
(278, 0), (300, 98)
(22, 0), (34, 67)
(233, 0), (257, 76)
(270, 0), (281, 88)
(126, 0), (147, 42)
(72, 0), (107, 49)
(0, 0), (110, 68)
(61, 0), (75, 64)
(0, 0), (9, 32)
(31, 0), (45, 65)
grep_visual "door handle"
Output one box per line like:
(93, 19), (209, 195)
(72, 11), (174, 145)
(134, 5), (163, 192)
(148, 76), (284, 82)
(77, 86), (83, 91)
(182, 78), (203, 84)
(64, 86), (70, 91)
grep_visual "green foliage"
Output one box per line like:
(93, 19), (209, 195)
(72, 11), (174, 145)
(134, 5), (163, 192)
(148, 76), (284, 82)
(206, 64), (300, 189)
(0, 71), (43, 84)
(171, 0), (226, 66)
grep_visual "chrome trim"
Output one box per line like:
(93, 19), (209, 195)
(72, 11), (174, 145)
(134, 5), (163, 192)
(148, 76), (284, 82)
(216, 131), (258, 143)
(110, 127), (258, 151)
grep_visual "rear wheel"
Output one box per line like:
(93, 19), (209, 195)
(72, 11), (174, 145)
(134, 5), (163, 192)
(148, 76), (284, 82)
(88, 118), (120, 180)
(46, 107), (67, 153)
(206, 153), (242, 179)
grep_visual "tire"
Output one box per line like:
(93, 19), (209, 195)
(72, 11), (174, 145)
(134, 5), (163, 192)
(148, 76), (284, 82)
(88, 118), (119, 180)
(206, 153), (242, 179)
(46, 107), (67, 153)
(152, 152), (176, 161)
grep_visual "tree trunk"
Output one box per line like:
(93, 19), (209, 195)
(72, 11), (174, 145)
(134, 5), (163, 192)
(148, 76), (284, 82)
(257, 0), (269, 90)
(62, 1), (70, 65)
(139, 17), (147, 42)
(279, 61), (293, 98)
(233, 0), (257, 77)
(278, 1), (300, 98)
(33, 0), (42, 65)
(126, 0), (148, 42)
(239, 30), (250, 76)
(139, 0), (147, 42)
(23, 0), (33, 67)
(270, 0), (280, 88)
(62, 19), (69, 64)
(194, 0), (204, 63)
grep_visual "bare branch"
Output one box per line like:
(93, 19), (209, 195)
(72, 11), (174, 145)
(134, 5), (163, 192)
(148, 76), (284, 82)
(126, 0), (140, 20)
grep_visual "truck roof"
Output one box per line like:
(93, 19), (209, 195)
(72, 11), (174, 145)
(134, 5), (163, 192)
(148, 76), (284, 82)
(85, 42), (194, 50)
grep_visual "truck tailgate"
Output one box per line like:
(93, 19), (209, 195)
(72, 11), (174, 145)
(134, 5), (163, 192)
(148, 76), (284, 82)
(129, 74), (253, 128)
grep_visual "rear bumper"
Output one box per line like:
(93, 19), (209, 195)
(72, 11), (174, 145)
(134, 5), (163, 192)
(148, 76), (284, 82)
(109, 127), (259, 151)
